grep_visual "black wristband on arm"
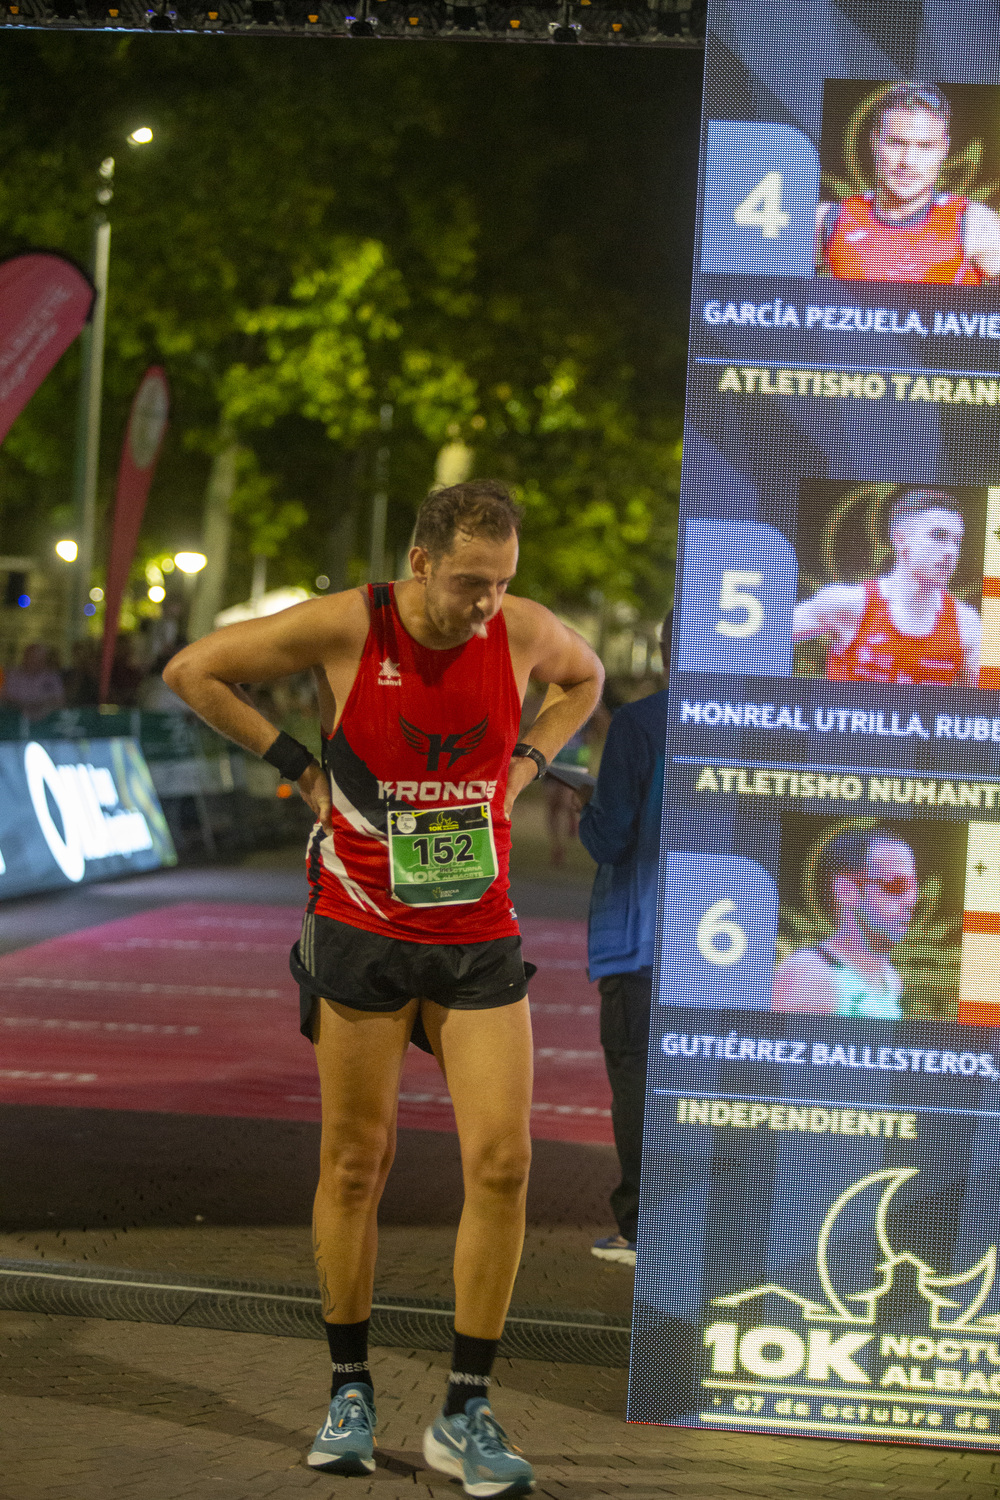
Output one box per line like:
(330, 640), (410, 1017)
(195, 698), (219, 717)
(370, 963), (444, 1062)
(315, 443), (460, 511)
(262, 731), (317, 782)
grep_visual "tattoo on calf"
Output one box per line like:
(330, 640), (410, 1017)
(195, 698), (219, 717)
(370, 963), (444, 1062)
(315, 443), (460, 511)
(313, 1220), (336, 1317)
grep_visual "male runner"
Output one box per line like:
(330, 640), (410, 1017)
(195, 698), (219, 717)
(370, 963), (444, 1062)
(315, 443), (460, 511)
(816, 82), (1000, 283)
(792, 488), (981, 685)
(164, 480), (603, 1494)
(772, 827), (918, 1018)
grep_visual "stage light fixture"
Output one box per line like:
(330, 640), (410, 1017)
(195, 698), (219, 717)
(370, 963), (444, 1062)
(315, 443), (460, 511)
(55, 539), (78, 562)
(148, 584), (166, 603)
(174, 551), (207, 574)
(128, 126), (153, 145)
(10, 0), (704, 42)
(90, 587), (104, 602)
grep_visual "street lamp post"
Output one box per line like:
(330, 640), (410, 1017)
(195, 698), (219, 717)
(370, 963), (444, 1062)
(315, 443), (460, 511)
(68, 157), (113, 647)
(67, 132), (153, 650)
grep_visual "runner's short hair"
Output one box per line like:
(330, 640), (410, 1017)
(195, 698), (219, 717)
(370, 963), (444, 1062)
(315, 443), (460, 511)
(889, 487), (962, 535)
(873, 83), (951, 133)
(414, 480), (523, 559)
(816, 825), (906, 919)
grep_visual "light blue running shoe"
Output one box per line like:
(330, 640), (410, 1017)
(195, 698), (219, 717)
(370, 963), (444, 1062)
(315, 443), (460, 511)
(423, 1397), (535, 1497)
(307, 1383), (377, 1474)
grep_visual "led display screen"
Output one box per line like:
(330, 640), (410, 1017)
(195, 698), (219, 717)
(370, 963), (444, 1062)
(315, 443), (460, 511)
(630, 0), (1000, 1452)
(0, 738), (175, 900)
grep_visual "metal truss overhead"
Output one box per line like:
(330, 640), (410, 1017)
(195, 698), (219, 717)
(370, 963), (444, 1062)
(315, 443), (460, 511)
(2, 0), (706, 44)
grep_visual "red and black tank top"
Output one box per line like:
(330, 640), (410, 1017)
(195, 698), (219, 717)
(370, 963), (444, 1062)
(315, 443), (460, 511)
(826, 580), (964, 686)
(823, 193), (982, 285)
(306, 582), (522, 943)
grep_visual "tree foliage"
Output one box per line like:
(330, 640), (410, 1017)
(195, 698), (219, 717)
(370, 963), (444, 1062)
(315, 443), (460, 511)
(0, 33), (698, 619)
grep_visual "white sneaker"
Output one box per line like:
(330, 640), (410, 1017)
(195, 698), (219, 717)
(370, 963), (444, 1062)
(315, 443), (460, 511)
(591, 1233), (636, 1266)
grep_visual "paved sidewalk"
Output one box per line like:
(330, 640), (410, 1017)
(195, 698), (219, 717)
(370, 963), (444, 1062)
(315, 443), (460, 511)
(1, 1314), (995, 1500)
(0, 1107), (632, 1322)
(4, 1310), (998, 1500)
(6, 830), (1000, 1493)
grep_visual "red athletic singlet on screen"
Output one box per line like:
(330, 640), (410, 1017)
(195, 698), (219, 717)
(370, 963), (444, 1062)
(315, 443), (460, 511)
(824, 193), (983, 285)
(826, 579), (964, 685)
(306, 582), (522, 942)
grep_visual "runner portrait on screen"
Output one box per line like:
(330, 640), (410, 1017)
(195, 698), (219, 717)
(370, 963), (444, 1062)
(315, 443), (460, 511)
(792, 488), (981, 685)
(816, 82), (1000, 283)
(772, 827), (918, 1018)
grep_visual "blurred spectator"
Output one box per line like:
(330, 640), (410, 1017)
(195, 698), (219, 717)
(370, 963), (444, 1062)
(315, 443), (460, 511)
(63, 640), (100, 707)
(146, 595), (186, 660)
(544, 729), (587, 866)
(137, 650), (190, 713)
(106, 637), (144, 707)
(576, 613), (671, 1268)
(1, 643), (66, 720)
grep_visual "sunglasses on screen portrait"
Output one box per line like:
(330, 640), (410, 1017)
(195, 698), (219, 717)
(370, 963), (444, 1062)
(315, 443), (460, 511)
(851, 875), (919, 898)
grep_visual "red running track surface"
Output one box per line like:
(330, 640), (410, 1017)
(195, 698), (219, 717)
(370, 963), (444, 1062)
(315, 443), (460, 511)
(0, 903), (611, 1145)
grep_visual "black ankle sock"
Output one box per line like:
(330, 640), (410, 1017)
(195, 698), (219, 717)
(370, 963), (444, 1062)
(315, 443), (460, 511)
(324, 1317), (373, 1398)
(444, 1331), (498, 1416)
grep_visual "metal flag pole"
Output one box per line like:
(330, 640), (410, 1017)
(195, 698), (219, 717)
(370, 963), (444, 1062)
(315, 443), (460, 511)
(68, 156), (114, 648)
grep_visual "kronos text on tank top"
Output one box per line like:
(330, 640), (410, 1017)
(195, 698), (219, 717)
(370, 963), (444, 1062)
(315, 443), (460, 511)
(823, 193), (982, 285)
(306, 582), (522, 943)
(826, 579), (963, 686)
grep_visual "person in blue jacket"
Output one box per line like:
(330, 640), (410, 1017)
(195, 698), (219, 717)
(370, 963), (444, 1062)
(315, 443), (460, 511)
(576, 616), (670, 1267)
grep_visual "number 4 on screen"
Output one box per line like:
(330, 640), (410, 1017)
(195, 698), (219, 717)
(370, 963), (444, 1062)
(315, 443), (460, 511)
(700, 122), (819, 276)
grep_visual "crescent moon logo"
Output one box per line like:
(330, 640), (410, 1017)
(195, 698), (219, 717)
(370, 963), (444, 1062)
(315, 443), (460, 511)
(714, 1167), (999, 1331)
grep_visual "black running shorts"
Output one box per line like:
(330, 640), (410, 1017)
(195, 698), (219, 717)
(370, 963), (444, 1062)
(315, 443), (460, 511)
(291, 911), (535, 1052)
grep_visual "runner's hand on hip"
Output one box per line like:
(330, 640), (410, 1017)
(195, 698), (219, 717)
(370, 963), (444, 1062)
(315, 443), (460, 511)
(298, 761), (333, 830)
(504, 755), (539, 820)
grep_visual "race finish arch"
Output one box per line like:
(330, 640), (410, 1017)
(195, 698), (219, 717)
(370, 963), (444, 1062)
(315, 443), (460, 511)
(632, 0), (1000, 1453)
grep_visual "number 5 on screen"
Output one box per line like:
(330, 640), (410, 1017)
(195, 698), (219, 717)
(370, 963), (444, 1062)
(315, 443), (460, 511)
(700, 122), (819, 276)
(677, 521), (795, 675)
(716, 572), (764, 638)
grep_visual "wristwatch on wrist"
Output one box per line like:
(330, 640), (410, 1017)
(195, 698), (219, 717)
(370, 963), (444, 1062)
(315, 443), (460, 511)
(512, 743), (548, 780)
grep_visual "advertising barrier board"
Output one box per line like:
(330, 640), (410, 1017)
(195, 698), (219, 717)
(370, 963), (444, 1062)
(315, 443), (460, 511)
(0, 738), (175, 900)
(631, 0), (1000, 1452)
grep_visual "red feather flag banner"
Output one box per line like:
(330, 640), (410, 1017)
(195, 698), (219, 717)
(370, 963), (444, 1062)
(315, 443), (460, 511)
(99, 366), (170, 704)
(0, 252), (95, 444)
